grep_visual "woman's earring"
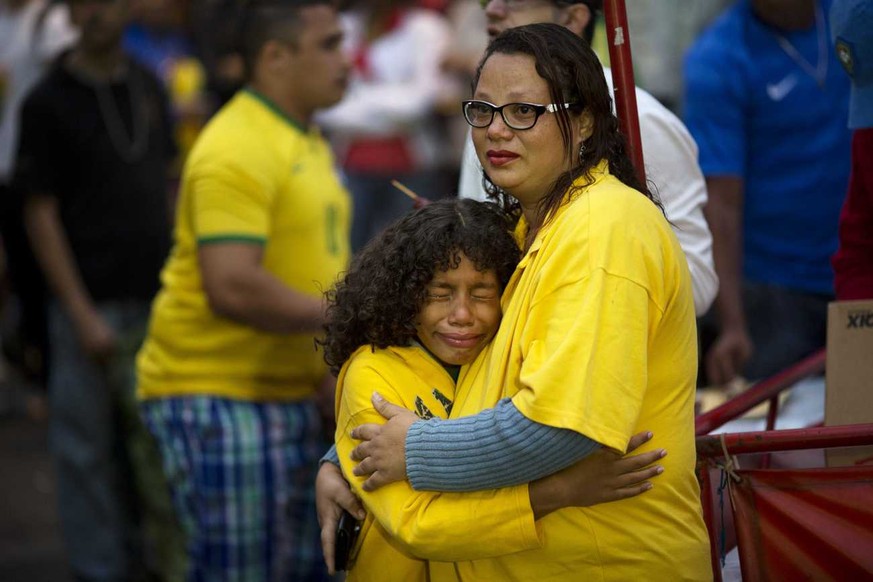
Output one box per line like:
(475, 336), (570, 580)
(578, 142), (586, 161)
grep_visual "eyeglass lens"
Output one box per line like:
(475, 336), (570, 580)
(465, 102), (542, 130)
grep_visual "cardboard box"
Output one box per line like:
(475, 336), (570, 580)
(825, 300), (873, 466)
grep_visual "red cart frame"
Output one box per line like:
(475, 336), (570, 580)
(696, 349), (827, 436)
(696, 423), (873, 581)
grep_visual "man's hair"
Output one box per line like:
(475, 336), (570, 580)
(319, 198), (521, 375)
(238, 0), (333, 79)
(555, 0), (602, 45)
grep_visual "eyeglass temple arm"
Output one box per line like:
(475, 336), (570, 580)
(603, 0), (646, 185)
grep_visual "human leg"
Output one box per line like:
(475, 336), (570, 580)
(108, 302), (187, 582)
(742, 282), (830, 381)
(46, 303), (138, 581)
(270, 399), (331, 582)
(142, 396), (330, 582)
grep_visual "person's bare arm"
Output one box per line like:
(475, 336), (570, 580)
(704, 176), (753, 386)
(24, 193), (116, 359)
(528, 433), (665, 520)
(198, 242), (326, 333)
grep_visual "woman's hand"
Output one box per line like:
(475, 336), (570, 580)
(315, 462), (366, 575)
(529, 432), (666, 520)
(349, 392), (419, 491)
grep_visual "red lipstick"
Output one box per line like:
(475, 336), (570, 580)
(486, 150), (519, 167)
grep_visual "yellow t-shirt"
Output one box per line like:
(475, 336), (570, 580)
(335, 345), (541, 581)
(137, 89), (351, 401)
(445, 168), (711, 581)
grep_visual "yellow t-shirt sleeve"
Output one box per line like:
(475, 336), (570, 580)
(191, 159), (274, 242)
(512, 266), (662, 453)
(336, 361), (541, 561)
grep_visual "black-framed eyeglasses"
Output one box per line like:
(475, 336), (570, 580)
(462, 100), (577, 131)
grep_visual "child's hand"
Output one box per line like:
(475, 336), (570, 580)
(316, 462), (365, 575)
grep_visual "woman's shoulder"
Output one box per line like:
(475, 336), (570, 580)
(561, 173), (666, 232)
(555, 174), (684, 279)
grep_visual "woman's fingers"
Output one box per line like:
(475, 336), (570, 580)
(616, 465), (665, 489)
(371, 392), (410, 419)
(611, 481), (655, 502)
(352, 455), (376, 477)
(619, 448), (667, 473)
(362, 470), (391, 492)
(349, 441), (369, 462)
(626, 431), (654, 453)
(350, 423), (383, 442)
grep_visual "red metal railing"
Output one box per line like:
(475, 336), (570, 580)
(695, 348), (827, 436)
(697, 422), (873, 457)
(696, 423), (873, 581)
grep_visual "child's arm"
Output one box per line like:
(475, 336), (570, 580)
(336, 364), (541, 561)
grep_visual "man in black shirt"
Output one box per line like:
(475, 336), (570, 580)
(14, 0), (181, 580)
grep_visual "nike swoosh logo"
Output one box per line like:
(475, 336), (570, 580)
(766, 74), (799, 101)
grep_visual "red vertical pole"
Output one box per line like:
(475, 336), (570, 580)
(697, 462), (724, 582)
(602, 0), (646, 185)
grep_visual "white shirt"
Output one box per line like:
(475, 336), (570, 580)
(316, 8), (452, 170)
(0, 0), (77, 181)
(458, 67), (718, 315)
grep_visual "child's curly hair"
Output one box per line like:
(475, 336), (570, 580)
(320, 198), (521, 375)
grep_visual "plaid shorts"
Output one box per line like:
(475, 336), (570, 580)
(141, 396), (331, 582)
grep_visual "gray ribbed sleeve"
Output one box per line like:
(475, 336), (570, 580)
(406, 398), (600, 492)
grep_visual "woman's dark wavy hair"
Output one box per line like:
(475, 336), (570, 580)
(319, 198), (521, 375)
(474, 23), (662, 230)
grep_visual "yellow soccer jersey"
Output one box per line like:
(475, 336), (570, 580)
(335, 345), (541, 581)
(137, 89), (350, 401)
(445, 167), (711, 581)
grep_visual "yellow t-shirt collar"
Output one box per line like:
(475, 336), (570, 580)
(514, 159), (611, 260)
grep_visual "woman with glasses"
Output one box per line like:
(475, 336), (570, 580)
(319, 22), (711, 581)
(323, 199), (662, 581)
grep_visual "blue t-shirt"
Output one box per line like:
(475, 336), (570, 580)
(684, 0), (851, 294)
(123, 24), (196, 86)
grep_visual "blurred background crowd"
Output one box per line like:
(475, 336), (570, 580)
(0, 0), (740, 401)
(0, 0), (866, 580)
(0, 0), (739, 419)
